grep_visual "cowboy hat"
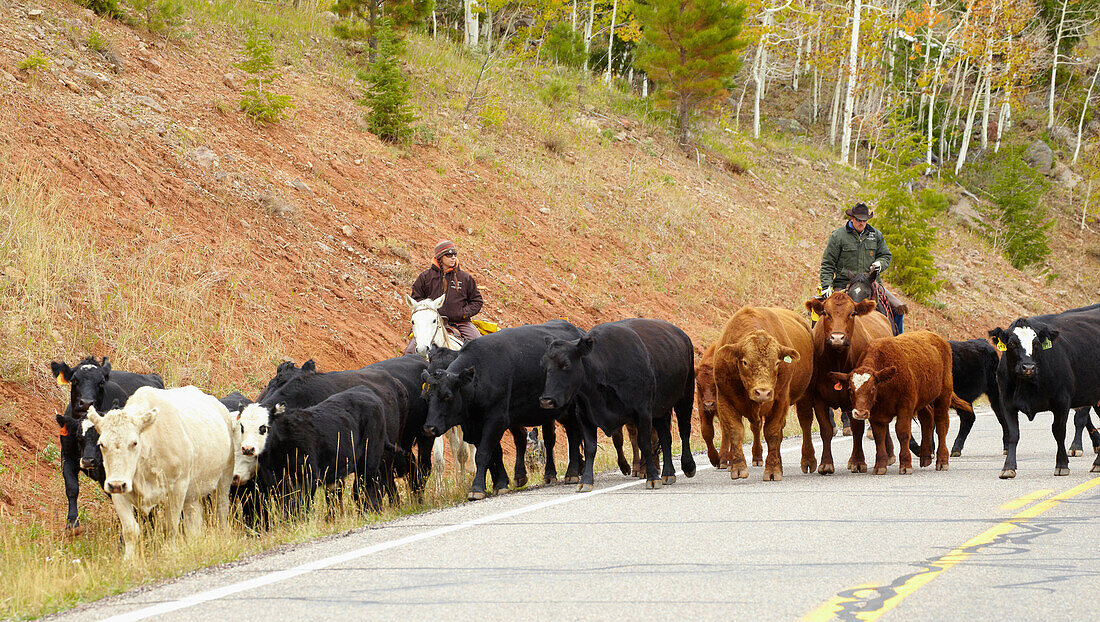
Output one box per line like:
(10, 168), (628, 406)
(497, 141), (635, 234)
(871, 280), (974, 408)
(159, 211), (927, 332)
(844, 202), (873, 221)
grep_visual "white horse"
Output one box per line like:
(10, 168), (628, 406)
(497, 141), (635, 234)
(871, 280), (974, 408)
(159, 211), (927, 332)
(406, 294), (475, 476)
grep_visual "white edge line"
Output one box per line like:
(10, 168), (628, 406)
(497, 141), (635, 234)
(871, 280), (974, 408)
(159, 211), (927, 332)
(102, 422), (876, 622)
(100, 461), (718, 622)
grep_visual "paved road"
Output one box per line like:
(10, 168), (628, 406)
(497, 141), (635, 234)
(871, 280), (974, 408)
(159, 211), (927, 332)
(50, 408), (1100, 621)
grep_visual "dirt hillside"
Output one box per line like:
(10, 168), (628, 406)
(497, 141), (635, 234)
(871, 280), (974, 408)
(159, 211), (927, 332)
(1, 1), (1096, 526)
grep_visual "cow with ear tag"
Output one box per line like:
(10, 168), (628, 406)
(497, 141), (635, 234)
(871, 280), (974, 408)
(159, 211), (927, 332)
(48, 356), (163, 530)
(711, 307), (815, 481)
(88, 386), (236, 559)
(988, 303), (1100, 478)
(828, 331), (967, 475)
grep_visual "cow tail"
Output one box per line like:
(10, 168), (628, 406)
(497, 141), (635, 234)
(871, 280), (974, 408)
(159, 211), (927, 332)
(950, 393), (974, 415)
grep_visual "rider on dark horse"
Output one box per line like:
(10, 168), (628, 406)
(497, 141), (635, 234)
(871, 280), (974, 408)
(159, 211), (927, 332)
(818, 202), (905, 336)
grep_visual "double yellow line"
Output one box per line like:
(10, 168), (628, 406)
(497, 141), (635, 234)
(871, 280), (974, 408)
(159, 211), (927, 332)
(802, 476), (1100, 622)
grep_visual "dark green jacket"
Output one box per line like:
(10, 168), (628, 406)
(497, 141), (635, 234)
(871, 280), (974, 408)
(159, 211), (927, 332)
(819, 222), (892, 291)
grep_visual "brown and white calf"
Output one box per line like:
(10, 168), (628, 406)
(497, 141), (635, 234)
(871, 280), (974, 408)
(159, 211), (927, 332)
(829, 330), (964, 475)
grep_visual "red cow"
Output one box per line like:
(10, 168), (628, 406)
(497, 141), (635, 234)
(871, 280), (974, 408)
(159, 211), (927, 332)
(829, 331), (968, 474)
(805, 292), (895, 474)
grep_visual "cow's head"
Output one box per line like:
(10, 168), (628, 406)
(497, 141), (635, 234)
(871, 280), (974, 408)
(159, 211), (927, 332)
(238, 403), (280, 457)
(829, 367), (896, 420)
(989, 321), (1059, 380)
(422, 366), (475, 436)
(88, 404), (156, 495)
(695, 359), (717, 414)
(51, 357), (112, 417)
(805, 292), (876, 350)
(233, 451), (258, 486)
(539, 335), (592, 410)
(258, 359), (314, 401)
(720, 330), (800, 403)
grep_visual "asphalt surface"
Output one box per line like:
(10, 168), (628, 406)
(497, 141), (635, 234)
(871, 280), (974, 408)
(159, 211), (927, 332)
(48, 407), (1100, 621)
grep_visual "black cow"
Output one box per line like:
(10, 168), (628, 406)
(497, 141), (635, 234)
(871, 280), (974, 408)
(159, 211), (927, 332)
(422, 320), (586, 500)
(50, 356), (163, 529)
(220, 390), (253, 415)
(255, 364), (414, 498)
(989, 304), (1100, 478)
(362, 354), (440, 494)
(1070, 406), (1100, 456)
(253, 385), (404, 514)
(427, 345), (556, 489)
(539, 318), (697, 490)
(946, 339), (1007, 457)
(257, 360), (313, 401)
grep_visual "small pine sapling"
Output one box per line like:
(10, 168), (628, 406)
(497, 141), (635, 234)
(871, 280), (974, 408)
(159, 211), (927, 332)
(235, 26), (294, 124)
(358, 20), (416, 142)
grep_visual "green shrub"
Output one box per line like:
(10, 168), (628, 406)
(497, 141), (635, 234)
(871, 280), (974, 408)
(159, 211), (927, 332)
(871, 116), (944, 303)
(17, 52), (50, 72)
(975, 146), (1053, 269)
(87, 28), (108, 52)
(538, 77), (574, 107)
(76, 0), (124, 19)
(358, 20), (416, 142)
(479, 103), (505, 129)
(128, 0), (186, 36)
(235, 26), (294, 124)
(542, 23), (586, 68)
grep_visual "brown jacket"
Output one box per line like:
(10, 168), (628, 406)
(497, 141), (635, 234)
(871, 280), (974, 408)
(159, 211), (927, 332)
(411, 264), (483, 323)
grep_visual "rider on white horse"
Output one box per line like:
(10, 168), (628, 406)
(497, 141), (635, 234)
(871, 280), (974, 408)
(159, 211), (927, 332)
(404, 239), (483, 355)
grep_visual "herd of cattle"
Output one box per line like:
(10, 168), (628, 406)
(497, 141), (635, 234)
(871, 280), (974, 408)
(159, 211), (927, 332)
(49, 295), (1100, 559)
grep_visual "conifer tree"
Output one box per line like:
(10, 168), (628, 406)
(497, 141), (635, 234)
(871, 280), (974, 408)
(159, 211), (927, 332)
(635, 0), (748, 145)
(359, 20), (417, 142)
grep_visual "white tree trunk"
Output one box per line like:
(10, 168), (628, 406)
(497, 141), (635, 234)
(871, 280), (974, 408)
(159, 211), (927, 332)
(605, 0), (618, 84)
(584, 0), (595, 71)
(753, 41), (766, 139)
(1074, 62), (1099, 164)
(829, 66), (843, 145)
(572, 0), (577, 31)
(955, 70), (985, 175)
(981, 50), (992, 152)
(464, 0), (479, 48)
(839, 0), (862, 164)
(793, 35), (803, 90)
(1048, 0), (1069, 129)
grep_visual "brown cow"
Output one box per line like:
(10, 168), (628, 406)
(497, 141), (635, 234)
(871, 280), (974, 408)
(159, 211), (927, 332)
(713, 307), (815, 480)
(829, 331), (964, 474)
(805, 292), (895, 474)
(697, 344), (765, 470)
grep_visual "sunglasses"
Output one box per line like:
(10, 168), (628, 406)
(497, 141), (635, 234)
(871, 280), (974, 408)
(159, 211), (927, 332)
(441, 250), (457, 257)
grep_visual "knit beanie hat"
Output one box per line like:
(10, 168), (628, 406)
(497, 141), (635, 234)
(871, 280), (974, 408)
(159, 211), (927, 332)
(434, 239), (457, 259)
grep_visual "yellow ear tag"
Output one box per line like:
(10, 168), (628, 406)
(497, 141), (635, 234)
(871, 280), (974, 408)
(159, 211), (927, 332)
(996, 339), (1007, 352)
(811, 310), (820, 322)
(783, 356), (792, 364)
(1041, 338), (1053, 350)
(57, 373), (69, 386)
(421, 382), (429, 392)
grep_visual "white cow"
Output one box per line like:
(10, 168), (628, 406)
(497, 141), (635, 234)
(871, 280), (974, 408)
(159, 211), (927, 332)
(88, 385), (237, 559)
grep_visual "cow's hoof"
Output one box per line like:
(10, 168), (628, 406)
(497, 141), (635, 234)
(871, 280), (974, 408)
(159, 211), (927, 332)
(618, 460), (631, 476)
(645, 479), (662, 489)
(544, 477), (558, 485)
(707, 453), (720, 468)
(730, 467), (749, 479)
(873, 467), (887, 475)
(936, 462), (949, 471)
(1000, 469), (1016, 479)
(801, 460), (817, 474)
(1094, 447), (1100, 455)
(752, 459), (763, 467)
(717, 465), (728, 471)
(1069, 449), (1082, 457)
(818, 463), (834, 475)
(887, 455), (896, 466)
(467, 491), (487, 501)
(842, 427), (852, 437)
(513, 476), (528, 489)
(65, 524), (86, 537)
(682, 461), (696, 478)
(899, 466), (913, 475)
(1054, 467), (1070, 476)
(662, 475), (676, 485)
(1091, 464), (1100, 472)
(577, 483), (593, 493)
(764, 471), (782, 481)
(920, 457), (932, 468)
(563, 476), (580, 485)
(950, 450), (961, 457)
(1003, 450), (1009, 456)
(848, 462), (867, 473)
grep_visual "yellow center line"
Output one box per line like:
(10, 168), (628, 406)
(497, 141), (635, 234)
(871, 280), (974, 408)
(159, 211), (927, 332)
(998, 488), (1054, 511)
(801, 476), (1100, 622)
